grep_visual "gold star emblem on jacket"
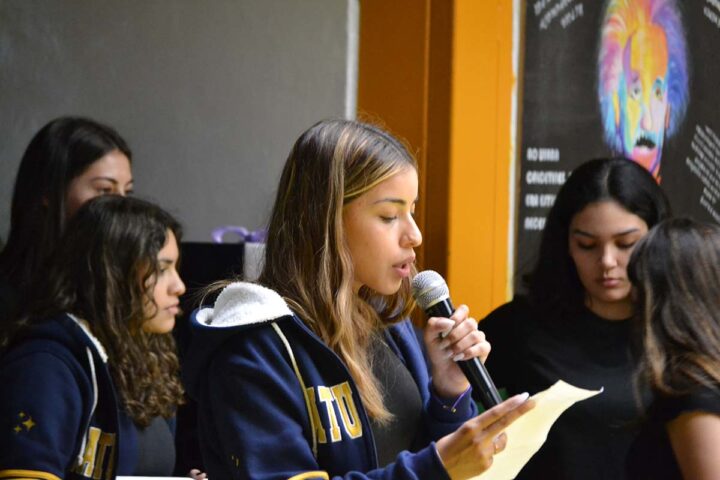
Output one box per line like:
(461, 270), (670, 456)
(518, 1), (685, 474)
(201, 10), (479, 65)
(13, 411), (36, 433)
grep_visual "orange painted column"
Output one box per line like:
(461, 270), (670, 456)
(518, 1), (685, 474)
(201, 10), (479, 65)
(448, 0), (517, 317)
(357, 0), (517, 318)
(357, 0), (453, 277)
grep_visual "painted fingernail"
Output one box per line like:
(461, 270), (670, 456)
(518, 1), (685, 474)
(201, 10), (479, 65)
(444, 350), (455, 359)
(515, 392), (530, 403)
(452, 353), (465, 362)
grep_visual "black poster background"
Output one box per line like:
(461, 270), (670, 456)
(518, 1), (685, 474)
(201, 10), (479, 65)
(515, 0), (720, 291)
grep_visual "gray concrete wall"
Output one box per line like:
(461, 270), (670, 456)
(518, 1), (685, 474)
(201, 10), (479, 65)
(0, 0), (358, 241)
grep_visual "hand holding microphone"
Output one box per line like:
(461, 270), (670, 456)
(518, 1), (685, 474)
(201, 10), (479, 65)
(412, 270), (502, 409)
(413, 272), (534, 478)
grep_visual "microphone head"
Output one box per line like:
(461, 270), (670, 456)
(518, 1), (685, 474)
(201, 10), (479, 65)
(411, 270), (450, 311)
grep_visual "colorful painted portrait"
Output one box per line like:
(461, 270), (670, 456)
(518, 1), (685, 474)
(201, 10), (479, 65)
(598, 0), (689, 181)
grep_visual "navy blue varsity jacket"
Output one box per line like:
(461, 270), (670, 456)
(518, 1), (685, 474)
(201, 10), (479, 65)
(0, 314), (140, 479)
(183, 282), (477, 480)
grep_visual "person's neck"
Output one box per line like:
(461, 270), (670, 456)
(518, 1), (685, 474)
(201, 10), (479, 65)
(584, 297), (633, 321)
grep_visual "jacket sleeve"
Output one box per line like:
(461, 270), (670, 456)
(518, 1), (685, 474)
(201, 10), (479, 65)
(201, 328), (449, 480)
(0, 348), (87, 479)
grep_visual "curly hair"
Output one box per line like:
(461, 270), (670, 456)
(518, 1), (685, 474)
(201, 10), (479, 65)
(7, 195), (184, 427)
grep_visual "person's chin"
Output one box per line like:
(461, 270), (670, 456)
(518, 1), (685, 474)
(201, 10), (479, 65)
(142, 315), (176, 334)
(597, 289), (631, 304)
(372, 279), (402, 297)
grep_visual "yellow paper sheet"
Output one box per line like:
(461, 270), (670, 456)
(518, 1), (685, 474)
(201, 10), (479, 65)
(474, 380), (603, 480)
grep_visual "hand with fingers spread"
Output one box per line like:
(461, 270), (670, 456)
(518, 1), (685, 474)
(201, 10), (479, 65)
(435, 393), (535, 479)
(424, 304), (490, 398)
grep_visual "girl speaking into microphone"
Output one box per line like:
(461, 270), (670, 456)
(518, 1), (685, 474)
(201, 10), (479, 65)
(184, 119), (534, 479)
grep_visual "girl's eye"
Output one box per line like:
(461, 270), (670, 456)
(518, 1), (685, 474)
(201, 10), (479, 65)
(576, 243), (595, 251)
(380, 216), (397, 223)
(618, 242), (636, 250)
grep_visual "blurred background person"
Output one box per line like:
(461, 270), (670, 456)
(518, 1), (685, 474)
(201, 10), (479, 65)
(627, 218), (720, 479)
(0, 116), (133, 325)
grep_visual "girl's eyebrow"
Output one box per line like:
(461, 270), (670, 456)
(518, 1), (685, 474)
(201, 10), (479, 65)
(90, 176), (134, 186)
(571, 227), (641, 238)
(372, 197), (419, 205)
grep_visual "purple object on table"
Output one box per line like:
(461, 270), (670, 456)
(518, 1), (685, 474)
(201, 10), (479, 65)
(211, 226), (266, 244)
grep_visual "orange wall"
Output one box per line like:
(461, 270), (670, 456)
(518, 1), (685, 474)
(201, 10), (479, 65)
(357, 0), (517, 318)
(357, 0), (453, 277)
(448, 0), (516, 317)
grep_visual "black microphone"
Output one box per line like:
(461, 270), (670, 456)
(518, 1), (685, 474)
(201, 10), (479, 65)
(411, 270), (502, 410)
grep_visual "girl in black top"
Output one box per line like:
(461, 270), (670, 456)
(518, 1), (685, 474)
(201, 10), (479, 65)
(627, 218), (720, 479)
(480, 157), (671, 479)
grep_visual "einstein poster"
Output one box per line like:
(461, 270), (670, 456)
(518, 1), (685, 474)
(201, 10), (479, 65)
(515, 0), (720, 288)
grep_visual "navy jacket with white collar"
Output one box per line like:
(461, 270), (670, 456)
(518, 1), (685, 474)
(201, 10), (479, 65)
(183, 282), (477, 480)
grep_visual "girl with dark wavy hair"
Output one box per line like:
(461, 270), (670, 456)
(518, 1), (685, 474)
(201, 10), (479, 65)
(0, 195), (186, 479)
(0, 116), (133, 326)
(480, 157), (671, 479)
(627, 218), (720, 479)
(183, 119), (534, 479)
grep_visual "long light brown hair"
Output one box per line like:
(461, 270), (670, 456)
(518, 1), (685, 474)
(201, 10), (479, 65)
(259, 119), (418, 421)
(6, 195), (184, 427)
(628, 218), (720, 396)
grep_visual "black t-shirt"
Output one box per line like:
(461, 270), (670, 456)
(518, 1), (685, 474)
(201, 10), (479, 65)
(368, 333), (423, 467)
(626, 386), (720, 479)
(480, 296), (645, 480)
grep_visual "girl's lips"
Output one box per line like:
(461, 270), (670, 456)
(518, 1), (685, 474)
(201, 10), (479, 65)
(600, 278), (622, 288)
(167, 305), (181, 315)
(393, 263), (412, 278)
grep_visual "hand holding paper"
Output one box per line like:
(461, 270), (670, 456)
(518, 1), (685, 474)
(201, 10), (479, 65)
(474, 380), (603, 480)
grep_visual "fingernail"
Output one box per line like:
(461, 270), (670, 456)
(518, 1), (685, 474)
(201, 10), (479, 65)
(515, 392), (530, 403)
(438, 340), (450, 350)
(444, 350), (455, 359)
(452, 353), (465, 362)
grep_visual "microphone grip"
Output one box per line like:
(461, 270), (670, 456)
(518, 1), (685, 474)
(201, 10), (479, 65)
(426, 299), (502, 409)
(457, 357), (502, 409)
